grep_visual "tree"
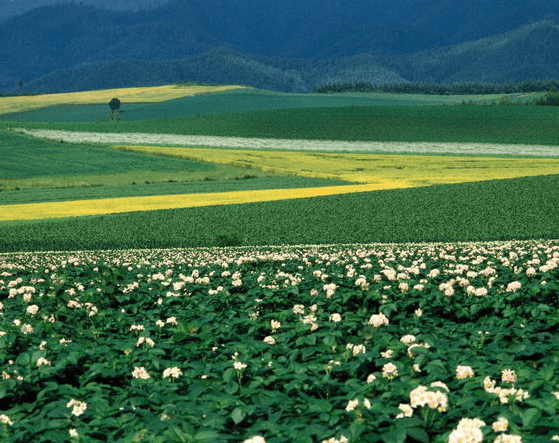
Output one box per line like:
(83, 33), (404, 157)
(108, 98), (121, 121)
(109, 98), (121, 111)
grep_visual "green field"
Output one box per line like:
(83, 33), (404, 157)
(4, 105), (558, 146)
(0, 89), (539, 122)
(2, 242), (558, 442)
(1, 86), (559, 251)
(0, 129), (349, 192)
(2, 86), (559, 443)
(1, 174), (558, 252)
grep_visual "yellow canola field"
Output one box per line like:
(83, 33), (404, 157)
(0, 184), (400, 222)
(0, 84), (247, 115)
(117, 145), (559, 187)
(5, 147), (559, 221)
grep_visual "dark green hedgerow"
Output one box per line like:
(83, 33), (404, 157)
(1, 174), (559, 252)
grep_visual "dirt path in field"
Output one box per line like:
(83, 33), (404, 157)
(12, 128), (559, 157)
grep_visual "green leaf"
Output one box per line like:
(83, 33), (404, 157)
(231, 407), (246, 424)
(381, 428), (407, 443)
(522, 408), (542, 428)
(406, 427), (429, 443)
(16, 351), (31, 366)
(223, 368), (236, 383)
(194, 430), (223, 442)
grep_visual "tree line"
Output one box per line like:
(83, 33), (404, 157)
(312, 79), (559, 96)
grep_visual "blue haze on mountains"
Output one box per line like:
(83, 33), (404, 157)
(1, 0), (559, 93)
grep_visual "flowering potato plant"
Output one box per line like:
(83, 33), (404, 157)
(1, 240), (559, 442)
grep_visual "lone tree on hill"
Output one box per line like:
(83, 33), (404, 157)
(109, 98), (121, 111)
(108, 98), (121, 121)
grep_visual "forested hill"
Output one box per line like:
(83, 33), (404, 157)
(1, 0), (559, 93)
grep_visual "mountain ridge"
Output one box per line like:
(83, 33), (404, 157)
(1, 1), (559, 93)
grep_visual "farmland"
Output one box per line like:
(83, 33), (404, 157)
(0, 84), (248, 116)
(1, 241), (559, 442)
(4, 104), (559, 146)
(1, 84), (559, 442)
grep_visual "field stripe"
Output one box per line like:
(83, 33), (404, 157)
(13, 129), (559, 156)
(117, 146), (559, 185)
(0, 183), (406, 221)
(0, 85), (247, 115)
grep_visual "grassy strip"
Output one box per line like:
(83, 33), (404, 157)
(0, 84), (247, 115)
(0, 129), (211, 180)
(1, 174), (558, 251)
(0, 177), (349, 206)
(1, 242), (558, 442)
(3, 105), (559, 145)
(0, 129), (288, 190)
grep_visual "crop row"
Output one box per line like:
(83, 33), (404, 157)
(1, 240), (559, 442)
(1, 174), (558, 252)
(4, 105), (559, 145)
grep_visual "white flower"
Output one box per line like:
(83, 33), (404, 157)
(366, 374), (376, 383)
(347, 343), (366, 356)
(263, 336), (276, 345)
(26, 304), (39, 315)
(243, 437), (266, 443)
(506, 281), (522, 292)
(400, 334), (416, 344)
(322, 436), (348, 443)
(382, 362), (398, 379)
(415, 308), (422, 317)
(131, 366), (151, 380)
(69, 428), (79, 438)
(37, 357), (51, 367)
(162, 367), (182, 379)
(492, 417), (508, 432)
(0, 414), (13, 426)
(448, 418), (485, 443)
(270, 320), (281, 331)
(494, 435), (522, 443)
(136, 336), (155, 347)
(66, 399), (87, 417)
(456, 365), (475, 379)
(409, 385), (448, 412)
(234, 361), (248, 371)
(501, 369), (517, 383)
(323, 283), (337, 298)
(368, 313), (389, 327)
(345, 399), (359, 412)
(396, 403), (413, 418)
(329, 313), (342, 322)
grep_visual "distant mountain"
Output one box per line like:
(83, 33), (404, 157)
(1, 1), (559, 94)
(17, 20), (559, 94)
(0, 0), (167, 21)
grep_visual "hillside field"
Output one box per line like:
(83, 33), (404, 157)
(1, 85), (559, 248)
(1, 85), (559, 443)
